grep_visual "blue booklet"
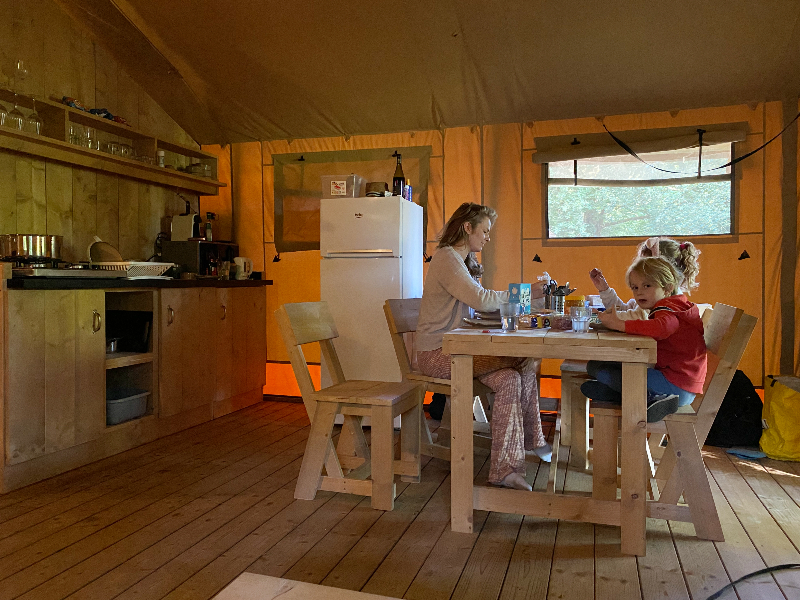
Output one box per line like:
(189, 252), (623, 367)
(508, 283), (532, 314)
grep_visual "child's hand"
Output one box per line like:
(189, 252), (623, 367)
(598, 306), (625, 332)
(589, 268), (609, 292)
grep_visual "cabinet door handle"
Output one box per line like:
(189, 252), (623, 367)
(221, 304), (227, 320)
(167, 306), (174, 325)
(92, 310), (102, 333)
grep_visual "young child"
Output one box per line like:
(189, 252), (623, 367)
(589, 237), (701, 321)
(581, 256), (707, 422)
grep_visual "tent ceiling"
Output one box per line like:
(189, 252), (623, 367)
(57, 0), (800, 145)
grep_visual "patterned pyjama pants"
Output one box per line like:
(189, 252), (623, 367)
(417, 348), (546, 484)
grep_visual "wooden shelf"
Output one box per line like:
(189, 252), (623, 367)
(106, 352), (155, 369)
(0, 90), (224, 196)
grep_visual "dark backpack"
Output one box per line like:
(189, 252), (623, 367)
(705, 370), (763, 448)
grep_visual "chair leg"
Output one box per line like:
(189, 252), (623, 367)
(592, 413), (619, 500)
(399, 394), (422, 483)
(664, 419), (724, 542)
(337, 415), (369, 471)
(370, 405), (396, 510)
(569, 391), (590, 469)
(560, 372), (575, 446)
(295, 402), (340, 500)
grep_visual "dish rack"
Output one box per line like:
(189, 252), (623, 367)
(91, 262), (174, 278)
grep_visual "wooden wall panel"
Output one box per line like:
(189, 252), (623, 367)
(199, 144), (232, 241)
(96, 173), (119, 249)
(72, 169), (97, 262)
(45, 162), (73, 261)
(0, 0), (203, 266)
(15, 158), (47, 234)
(0, 152), (16, 233)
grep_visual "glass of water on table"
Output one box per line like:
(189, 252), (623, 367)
(500, 302), (521, 331)
(570, 306), (591, 333)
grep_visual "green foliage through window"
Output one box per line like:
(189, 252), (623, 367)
(546, 144), (733, 239)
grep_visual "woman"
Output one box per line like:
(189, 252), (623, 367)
(416, 202), (550, 491)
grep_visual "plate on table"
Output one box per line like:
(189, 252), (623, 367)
(463, 317), (501, 328)
(474, 310), (500, 319)
(589, 321), (610, 331)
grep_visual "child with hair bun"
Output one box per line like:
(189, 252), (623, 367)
(582, 256), (707, 422)
(589, 237), (701, 320)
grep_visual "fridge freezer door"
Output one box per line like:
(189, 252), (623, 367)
(320, 257), (403, 387)
(320, 197), (404, 258)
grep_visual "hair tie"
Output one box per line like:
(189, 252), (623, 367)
(644, 237), (660, 257)
(679, 242), (688, 250)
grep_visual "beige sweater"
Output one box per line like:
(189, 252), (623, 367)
(416, 246), (508, 351)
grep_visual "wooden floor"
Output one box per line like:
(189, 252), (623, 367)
(2, 400), (800, 600)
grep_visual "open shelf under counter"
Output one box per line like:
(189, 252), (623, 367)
(106, 351), (156, 369)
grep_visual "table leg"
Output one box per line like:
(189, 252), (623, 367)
(451, 353), (474, 533)
(620, 362), (647, 556)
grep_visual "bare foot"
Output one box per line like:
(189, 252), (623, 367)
(497, 472), (532, 491)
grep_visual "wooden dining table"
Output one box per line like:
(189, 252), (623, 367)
(442, 326), (657, 556)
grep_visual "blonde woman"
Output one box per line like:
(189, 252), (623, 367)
(416, 203), (550, 491)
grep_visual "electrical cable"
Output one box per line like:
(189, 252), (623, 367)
(704, 563), (800, 600)
(602, 110), (800, 176)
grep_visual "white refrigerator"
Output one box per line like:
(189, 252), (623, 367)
(320, 196), (423, 389)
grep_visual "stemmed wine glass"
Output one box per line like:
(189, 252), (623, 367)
(7, 94), (24, 130)
(25, 98), (42, 135)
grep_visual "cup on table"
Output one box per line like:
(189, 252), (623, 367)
(570, 306), (591, 333)
(499, 302), (521, 331)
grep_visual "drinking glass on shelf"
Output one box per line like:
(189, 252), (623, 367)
(0, 104), (7, 127)
(69, 123), (83, 145)
(7, 94), (24, 130)
(120, 144), (133, 158)
(84, 127), (99, 149)
(24, 98), (42, 135)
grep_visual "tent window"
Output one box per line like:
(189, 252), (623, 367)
(545, 143), (734, 239)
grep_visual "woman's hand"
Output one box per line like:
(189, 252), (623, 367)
(598, 306), (625, 332)
(589, 268), (609, 292)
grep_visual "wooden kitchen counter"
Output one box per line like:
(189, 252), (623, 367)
(7, 277), (272, 290)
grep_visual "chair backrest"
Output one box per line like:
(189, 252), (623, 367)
(384, 298), (422, 377)
(275, 302), (347, 401)
(693, 303), (757, 441)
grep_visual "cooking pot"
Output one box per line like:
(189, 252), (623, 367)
(0, 234), (62, 260)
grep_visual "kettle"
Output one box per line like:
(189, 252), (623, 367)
(234, 257), (253, 280)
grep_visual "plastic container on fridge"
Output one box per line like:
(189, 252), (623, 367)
(321, 174), (365, 199)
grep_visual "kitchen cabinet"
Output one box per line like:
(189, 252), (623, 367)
(2, 279), (268, 492)
(159, 287), (216, 419)
(6, 289), (105, 465)
(212, 287), (266, 417)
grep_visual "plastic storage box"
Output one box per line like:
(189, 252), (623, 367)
(106, 389), (149, 425)
(321, 174), (365, 199)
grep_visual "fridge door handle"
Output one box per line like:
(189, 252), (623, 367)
(326, 249), (394, 255)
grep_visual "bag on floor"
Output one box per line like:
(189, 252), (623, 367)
(760, 375), (800, 461)
(705, 370), (763, 448)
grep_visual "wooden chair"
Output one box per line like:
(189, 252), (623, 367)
(383, 298), (493, 461)
(276, 302), (424, 511)
(590, 303), (757, 541)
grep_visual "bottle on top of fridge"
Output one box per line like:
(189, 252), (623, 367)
(392, 153), (405, 196)
(404, 178), (412, 202)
